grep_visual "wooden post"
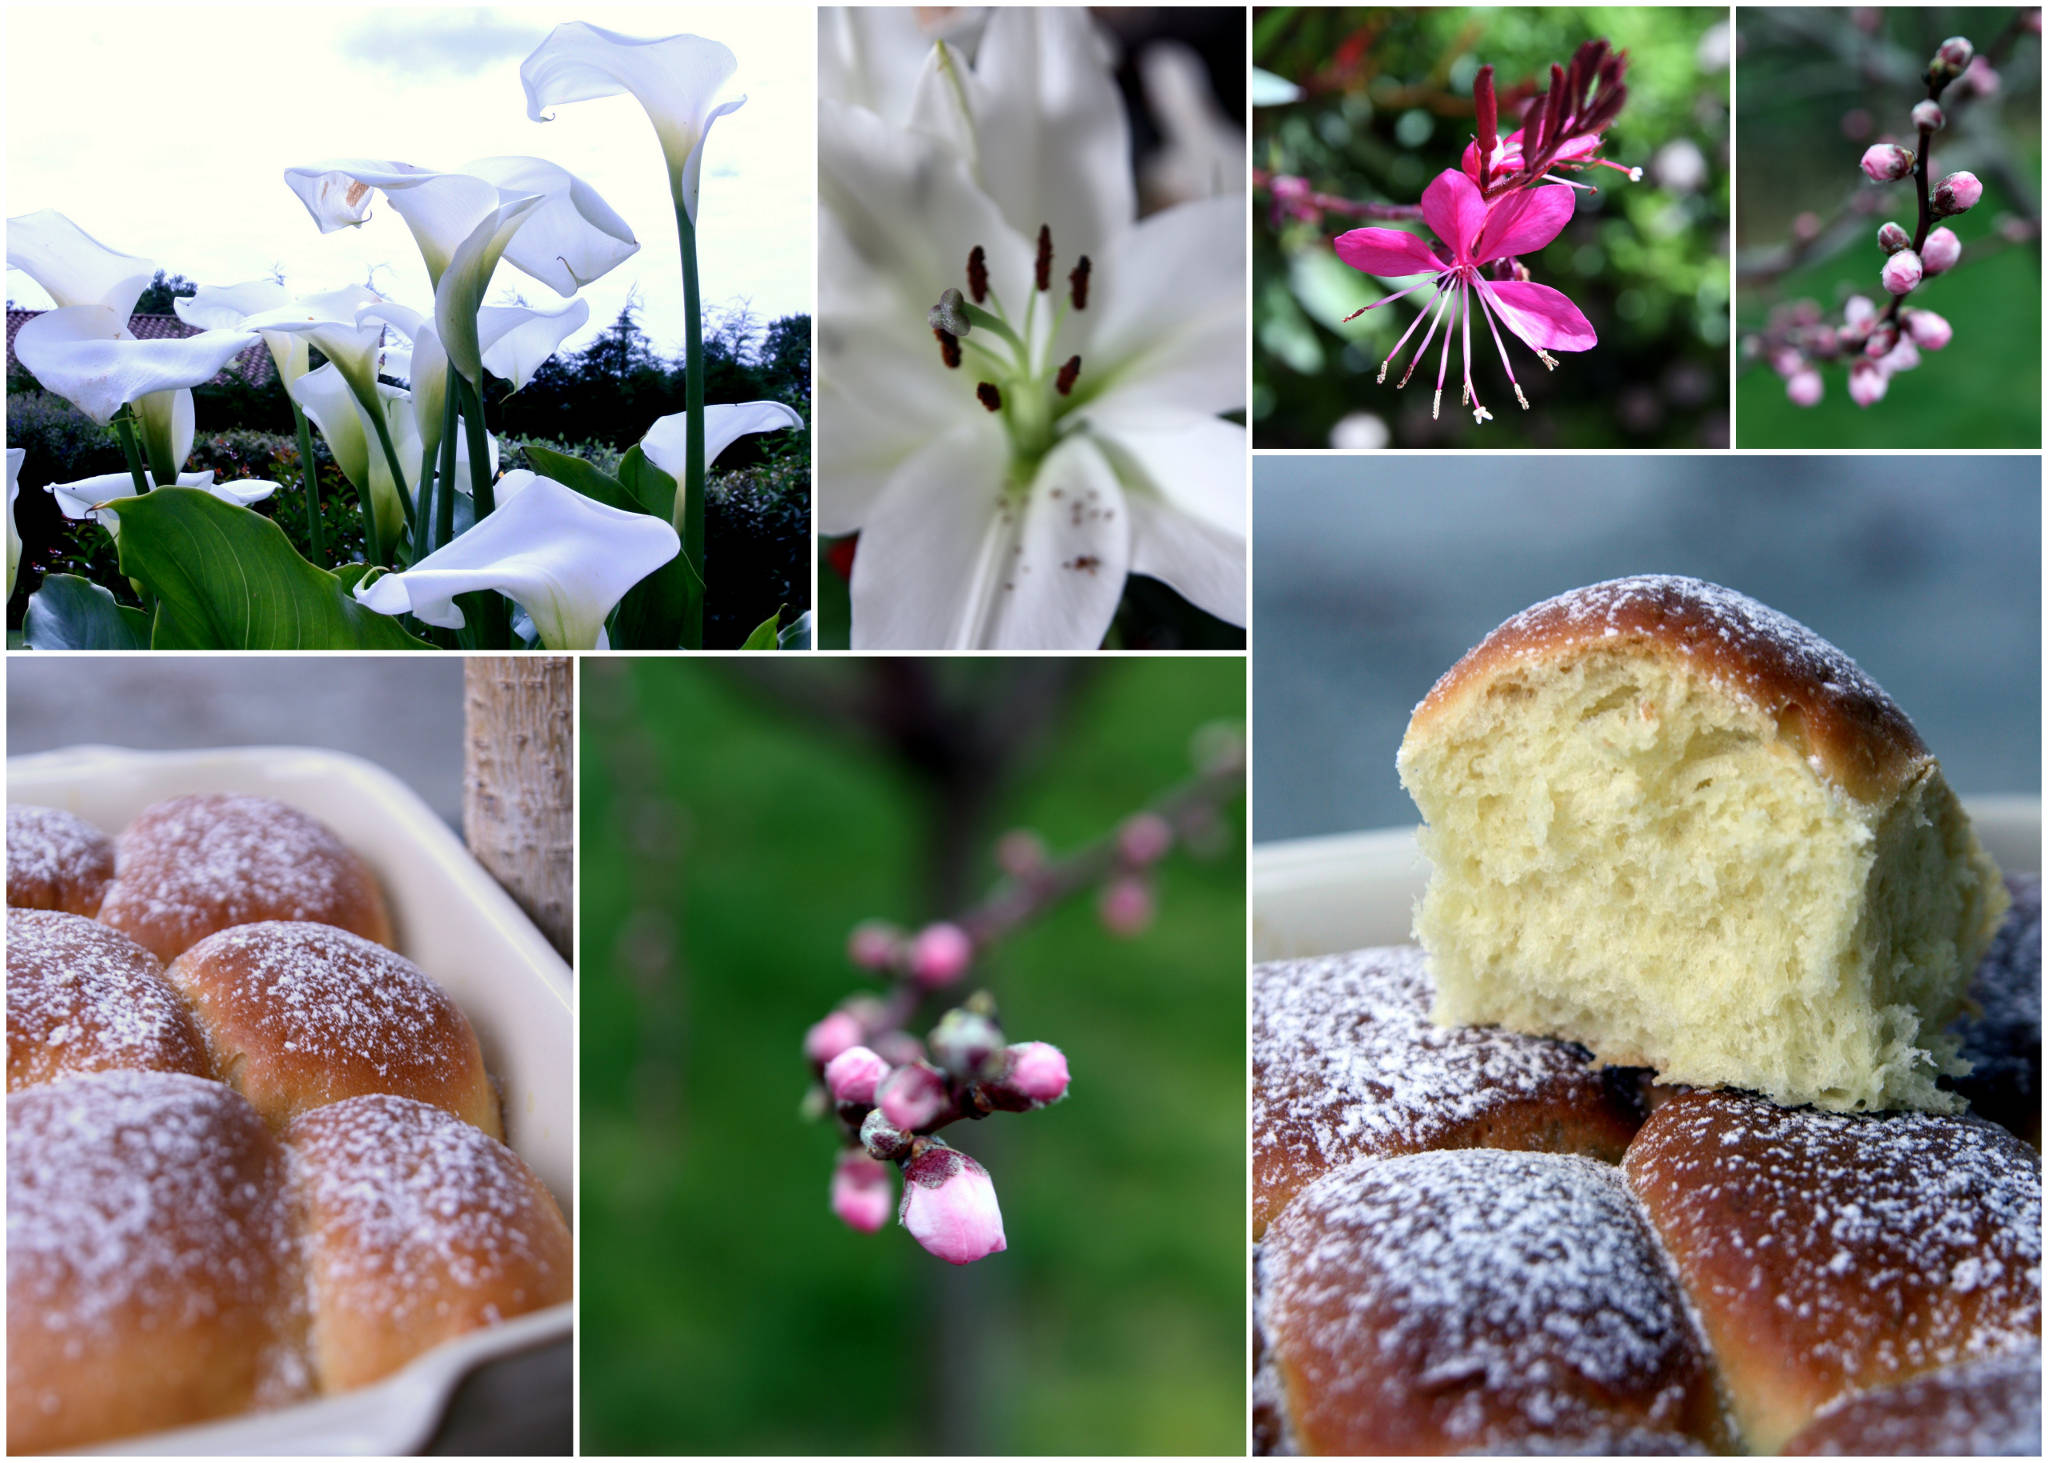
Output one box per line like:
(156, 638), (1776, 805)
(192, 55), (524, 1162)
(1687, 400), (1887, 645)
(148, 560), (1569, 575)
(464, 657), (574, 961)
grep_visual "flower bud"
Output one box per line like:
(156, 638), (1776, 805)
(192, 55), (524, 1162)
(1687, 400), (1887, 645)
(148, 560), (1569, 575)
(1920, 225), (1961, 274)
(995, 828), (1047, 878)
(860, 1106), (912, 1161)
(1004, 1041), (1071, 1105)
(824, 1045), (890, 1106)
(1911, 100), (1945, 131)
(804, 1010), (863, 1065)
(929, 1007), (1004, 1077)
(1859, 143), (1914, 182)
(1098, 875), (1156, 937)
(908, 922), (973, 988)
(1863, 321), (1900, 358)
(1905, 309), (1953, 349)
(1117, 812), (1174, 867)
(899, 1144), (1007, 1265)
(1786, 369), (1824, 407)
(1935, 36), (1974, 73)
(1932, 171), (1983, 216)
(846, 920), (902, 971)
(871, 1029), (926, 1068)
(1843, 294), (1876, 327)
(1879, 338), (1922, 374)
(1847, 359), (1889, 408)
(1876, 221), (1911, 253)
(1769, 347), (1804, 378)
(878, 1061), (948, 1129)
(831, 1151), (893, 1233)
(1880, 249), (1922, 295)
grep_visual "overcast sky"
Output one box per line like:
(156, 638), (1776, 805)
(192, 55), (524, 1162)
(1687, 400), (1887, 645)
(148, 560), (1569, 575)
(5, 3), (813, 356)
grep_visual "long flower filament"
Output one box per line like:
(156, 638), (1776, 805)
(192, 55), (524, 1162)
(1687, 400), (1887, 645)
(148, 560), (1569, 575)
(1360, 262), (1557, 423)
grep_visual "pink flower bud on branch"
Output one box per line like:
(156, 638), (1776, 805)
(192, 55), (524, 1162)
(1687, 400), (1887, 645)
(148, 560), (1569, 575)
(1859, 143), (1914, 182)
(1911, 100), (1945, 131)
(860, 1107), (913, 1162)
(1848, 358), (1889, 407)
(1877, 221), (1911, 253)
(805, 1010), (864, 1065)
(909, 922), (974, 988)
(930, 1006), (1004, 1077)
(832, 1151), (894, 1233)
(879, 1061), (949, 1130)
(1098, 875), (1156, 937)
(1904, 309), (1952, 349)
(1863, 320), (1900, 357)
(1920, 225), (1961, 274)
(1934, 36), (1975, 75)
(1116, 812), (1174, 867)
(1880, 250), (1923, 295)
(871, 1029), (926, 1069)
(1003, 1042), (1071, 1106)
(824, 1045), (890, 1106)
(1786, 369), (1824, 407)
(847, 920), (902, 971)
(900, 1143), (1007, 1265)
(1932, 171), (1982, 217)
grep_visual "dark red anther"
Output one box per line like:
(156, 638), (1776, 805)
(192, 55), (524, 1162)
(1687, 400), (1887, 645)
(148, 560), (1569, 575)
(966, 245), (989, 304)
(1068, 255), (1091, 310)
(976, 382), (1003, 412)
(1055, 355), (1082, 396)
(1034, 224), (1052, 291)
(934, 327), (962, 369)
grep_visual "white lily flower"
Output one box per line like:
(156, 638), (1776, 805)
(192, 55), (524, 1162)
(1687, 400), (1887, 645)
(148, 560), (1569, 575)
(1138, 42), (1249, 204)
(7, 449), (23, 602)
(817, 8), (1246, 649)
(479, 297), (590, 392)
(11, 304), (258, 425)
(238, 285), (402, 412)
(639, 401), (803, 481)
(353, 471), (679, 650)
(820, 8), (985, 126)
(519, 23), (745, 222)
(173, 280), (312, 387)
(46, 469), (278, 536)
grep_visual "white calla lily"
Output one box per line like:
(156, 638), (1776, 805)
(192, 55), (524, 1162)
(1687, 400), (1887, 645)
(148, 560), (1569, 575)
(520, 23), (745, 222)
(173, 280), (311, 387)
(6, 210), (154, 317)
(6, 449), (23, 602)
(12, 305), (258, 425)
(47, 469), (278, 536)
(353, 471), (679, 650)
(640, 400), (803, 481)
(287, 362), (372, 493)
(236, 286), (394, 405)
(478, 297), (590, 392)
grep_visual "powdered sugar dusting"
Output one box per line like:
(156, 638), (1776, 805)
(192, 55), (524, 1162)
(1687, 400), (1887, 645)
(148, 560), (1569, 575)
(1787, 1345), (2042, 1455)
(7, 909), (210, 1089)
(1267, 1150), (1713, 1450)
(6, 805), (115, 913)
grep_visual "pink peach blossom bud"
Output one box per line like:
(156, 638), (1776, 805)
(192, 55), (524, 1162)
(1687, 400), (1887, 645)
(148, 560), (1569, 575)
(832, 1151), (893, 1233)
(1769, 347), (1804, 377)
(1876, 221), (1911, 253)
(899, 1144), (1007, 1265)
(824, 1045), (890, 1106)
(1962, 57), (1999, 94)
(805, 1010), (863, 1065)
(847, 920), (902, 971)
(1843, 294), (1876, 327)
(1005, 1042), (1071, 1105)
(1920, 226), (1961, 274)
(995, 829), (1047, 878)
(1880, 249), (1923, 295)
(879, 1061), (948, 1129)
(1859, 143), (1914, 182)
(1863, 321), (1900, 358)
(1117, 812), (1174, 867)
(860, 1107), (912, 1161)
(1933, 171), (1982, 216)
(1905, 309), (1953, 349)
(1878, 337), (1921, 374)
(1935, 36), (1974, 73)
(872, 1029), (927, 1068)
(1911, 100), (1945, 131)
(909, 923), (973, 988)
(1786, 369), (1824, 407)
(1098, 876), (1156, 937)
(1847, 359), (1889, 407)
(929, 1008), (1004, 1077)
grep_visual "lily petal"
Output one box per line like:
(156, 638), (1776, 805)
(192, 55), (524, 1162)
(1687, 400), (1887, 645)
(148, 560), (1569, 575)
(47, 469), (276, 536)
(520, 23), (745, 223)
(133, 388), (196, 478)
(1085, 409), (1246, 627)
(1333, 226), (1441, 279)
(13, 306), (257, 424)
(287, 363), (372, 490)
(1480, 279), (1598, 352)
(176, 280), (310, 387)
(1472, 184), (1577, 263)
(478, 297), (589, 393)
(6, 210), (154, 316)
(462, 157), (639, 295)
(1419, 169), (1487, 264)
(354, 472), (679, 650)
(436, 191), (547, 384)
(6, 449), (22, 602)
(641, 400), (803, 482)
(238, 285), (393, 405)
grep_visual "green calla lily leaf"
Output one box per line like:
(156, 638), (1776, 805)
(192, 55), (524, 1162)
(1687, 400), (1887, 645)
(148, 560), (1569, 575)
(740, 604), (784, 651)
(22, 574), (151, 649)
(107, 488), (432, 649)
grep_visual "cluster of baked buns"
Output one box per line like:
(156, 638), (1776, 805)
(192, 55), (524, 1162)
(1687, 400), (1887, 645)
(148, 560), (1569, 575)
(1255, 579), (2040, 1456)
(6, 793), (572, 1453)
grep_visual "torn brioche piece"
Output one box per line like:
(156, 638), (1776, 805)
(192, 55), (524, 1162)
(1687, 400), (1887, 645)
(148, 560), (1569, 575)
(1398, 575), (2006, 1113)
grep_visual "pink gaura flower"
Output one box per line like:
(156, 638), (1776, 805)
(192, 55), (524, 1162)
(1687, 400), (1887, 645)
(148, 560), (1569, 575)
(1334, 168), (1597, 423)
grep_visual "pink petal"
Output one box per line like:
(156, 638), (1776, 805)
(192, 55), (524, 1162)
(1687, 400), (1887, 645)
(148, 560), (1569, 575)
(1550, 132), (1603, 163)
(1420, 169), (1487, 263)
(1332, 226), (1441, 278)
(1474, 185), (1577, 262)
(1481, 280), (1597, 352)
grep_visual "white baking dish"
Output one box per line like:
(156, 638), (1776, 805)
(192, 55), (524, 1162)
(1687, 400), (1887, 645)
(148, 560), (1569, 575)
(5, 744), (574, 1456)
(1254, 795), (2043, 962)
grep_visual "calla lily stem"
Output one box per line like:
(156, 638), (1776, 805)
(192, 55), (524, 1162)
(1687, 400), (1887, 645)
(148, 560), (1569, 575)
(435, 368), (460, 554)
(456, 373), (512, 649)
(112, 411), (151, 501)
(289, 399), (325, 565)
(677, 200), (706, 651)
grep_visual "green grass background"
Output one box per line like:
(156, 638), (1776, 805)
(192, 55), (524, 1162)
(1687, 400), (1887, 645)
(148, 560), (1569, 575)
(578, 660), (1247, 1454)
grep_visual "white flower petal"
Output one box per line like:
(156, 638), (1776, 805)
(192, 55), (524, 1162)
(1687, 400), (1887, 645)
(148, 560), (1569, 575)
(463, 156), (639, 295)
(640, 400), (802, 483)
(520, 23), (745, 223)
(176, 281), (310, 387)
(13, 307), (257, 424)
(238, 285), (391, 401)
(435, 193), (546, 384)
(44, 469), (270, 536)
(287, 363), (371, 488)
(478, 297), (590, 393)
(7, 449), (24, 602)
(133, 388), (196, 478)
(1077, 193), (1246, 418)
(283, 158), (438, 233)
(1086, 410), (1245, 626)
(7, 210), (155, 316)
(821, 7), (943, 123)
(354, 473), (678, 650)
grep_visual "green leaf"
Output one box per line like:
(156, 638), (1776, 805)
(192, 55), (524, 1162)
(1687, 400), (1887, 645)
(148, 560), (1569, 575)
(22, 574), (151, 649)
(526, 442), (687, 649)
(108, 489), (432, 650)
(616, 445), (677, 520)
(521, 444), (639, 513)
(777, 609), (813, 651)
(740, 604), (784, 651)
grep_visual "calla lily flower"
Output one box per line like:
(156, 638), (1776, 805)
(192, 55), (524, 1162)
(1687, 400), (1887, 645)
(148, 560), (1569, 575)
(47, 469), (278, 536)
(11, 305), (258, 425)
(6, 449), (23, 602)
(639, 400), (803, 481)
(353, 471), (679, 650)
(237, 285), (402, 416)
(520, 23), (745, 223)
(478, 297), (590, 392)
(173, 281), (312, 387)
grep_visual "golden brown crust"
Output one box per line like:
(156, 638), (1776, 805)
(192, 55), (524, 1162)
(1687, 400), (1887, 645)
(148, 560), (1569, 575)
(1622, 1089), (2041, 1452)
(1781, 1346), (2041, 1455)
(288, 1095), (572, 1392)
(6, 909), (213, 1091)
(98, 794), (394, 962)
(1407, 576), (1928, 804)
(168, 922), (500, 1139)
(6, 804), (115, 916)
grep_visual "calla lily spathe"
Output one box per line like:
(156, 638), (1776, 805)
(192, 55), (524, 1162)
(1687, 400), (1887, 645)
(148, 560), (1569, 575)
(11, 305), (258, 426)
(353, 471), (679, 650)
(173, 281), (312, 387)
(47, 469), (279, 536)
(639, 400), (803, 482)
(6, 449), (23, 602)
(519, 23), (744, 223)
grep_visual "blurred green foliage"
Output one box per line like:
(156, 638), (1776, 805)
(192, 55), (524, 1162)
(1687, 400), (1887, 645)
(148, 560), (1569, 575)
(1254, 6), (1730, 448)
(1734, 8), (2041, 447)
(579, 660), (1247, 1455)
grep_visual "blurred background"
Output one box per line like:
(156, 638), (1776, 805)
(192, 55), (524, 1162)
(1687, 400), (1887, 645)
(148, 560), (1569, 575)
(1736, 8), (2042, 448)
(579, 659), (1246, 1454)
(1253, 6), (1731, 449)
(1253, 455), (2042, 841)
